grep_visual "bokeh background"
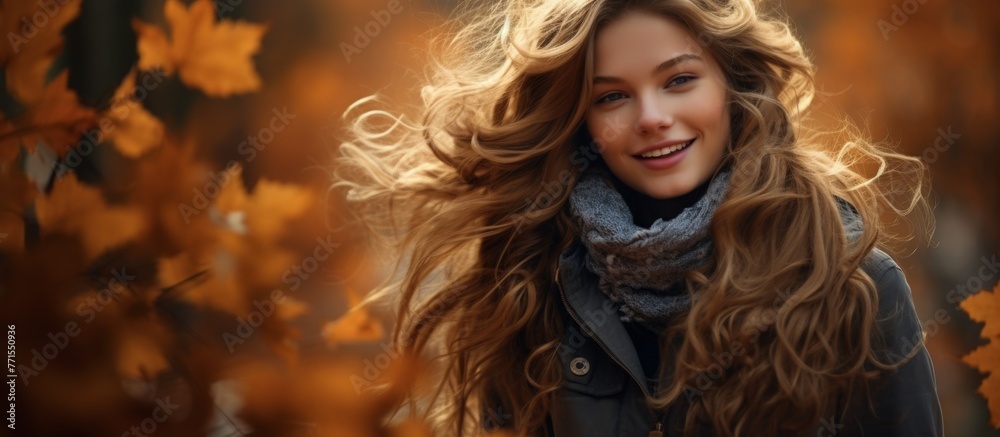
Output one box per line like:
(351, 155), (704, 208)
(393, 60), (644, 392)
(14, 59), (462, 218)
(0, 0), (997, 435)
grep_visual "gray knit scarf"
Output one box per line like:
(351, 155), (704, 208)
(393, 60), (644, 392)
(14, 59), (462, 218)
(567, 167), (865, 333)
(567, 168), (732, 333)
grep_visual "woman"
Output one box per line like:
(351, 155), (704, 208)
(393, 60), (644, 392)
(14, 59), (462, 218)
(335, 0), (943, 435)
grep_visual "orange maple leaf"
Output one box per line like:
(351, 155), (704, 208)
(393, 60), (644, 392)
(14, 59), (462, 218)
(104, 70), (166, 158)
(0, 71), (97, 158)
(323, 307), (385, 345)
(131, 0), (268, 97)
(209, 163), (315, 244)
(158, 164), (315, 316)
(1, 0), (83, 105)
(34, 173), (146, 261)
(961, 281), (1000, 428)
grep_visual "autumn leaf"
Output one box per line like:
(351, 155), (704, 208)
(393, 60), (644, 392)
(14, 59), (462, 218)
(158, 236), (253, 316)
(963, 282), (1000, 340)
(132, 0), (268, 97)
(158, 164), (315, 316)
(34, 173), (146, 261)
(11, 71), (97, 157)
(961, 282), (1000, 427)
(104, 70), (166, 158)
(209, 163), (315, 244)
(323, 307), (385, 345)
(2, 0), (83, 105)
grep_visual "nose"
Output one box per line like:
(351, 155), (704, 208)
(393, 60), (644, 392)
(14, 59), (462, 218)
(634, 95), (673, 135)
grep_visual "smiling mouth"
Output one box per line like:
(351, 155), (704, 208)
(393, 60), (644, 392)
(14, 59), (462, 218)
(637, 139), (695, 159)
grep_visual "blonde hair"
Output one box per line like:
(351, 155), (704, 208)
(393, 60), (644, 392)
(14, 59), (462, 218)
(334, 0), (932, 435)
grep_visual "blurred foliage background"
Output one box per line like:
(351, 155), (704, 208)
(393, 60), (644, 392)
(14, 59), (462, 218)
(0, 0), (997, 435)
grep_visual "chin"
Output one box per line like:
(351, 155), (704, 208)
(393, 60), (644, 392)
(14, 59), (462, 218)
(640, 179), (697, 200)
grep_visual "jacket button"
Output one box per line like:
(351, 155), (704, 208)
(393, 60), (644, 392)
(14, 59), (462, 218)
(569, 357), (590, 376)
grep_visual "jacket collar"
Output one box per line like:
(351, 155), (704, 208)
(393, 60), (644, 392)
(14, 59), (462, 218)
(558, 241), (654, 396)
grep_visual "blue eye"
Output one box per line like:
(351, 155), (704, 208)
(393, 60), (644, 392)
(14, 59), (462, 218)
(668, 75), (696, 87)
(595, 92), (627, 104)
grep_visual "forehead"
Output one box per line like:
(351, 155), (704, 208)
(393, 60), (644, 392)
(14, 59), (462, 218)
(593, 11), (701, 73)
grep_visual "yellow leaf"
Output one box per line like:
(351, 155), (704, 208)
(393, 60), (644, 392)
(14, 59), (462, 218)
(34, 173), (146, 260)
(105, 70), (165, 158)
(132, 0), (268, 97)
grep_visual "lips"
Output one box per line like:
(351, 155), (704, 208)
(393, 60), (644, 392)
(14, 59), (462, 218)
(636, 138), (695, 159)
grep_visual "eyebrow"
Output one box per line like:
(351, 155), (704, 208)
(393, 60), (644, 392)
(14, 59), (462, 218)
(593, 54), (703, 85)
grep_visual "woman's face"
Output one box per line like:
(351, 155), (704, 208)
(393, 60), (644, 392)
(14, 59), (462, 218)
(586, 11), (730, 199)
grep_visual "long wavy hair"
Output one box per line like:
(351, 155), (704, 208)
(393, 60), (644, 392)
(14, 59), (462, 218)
(334, 0), (933, 435)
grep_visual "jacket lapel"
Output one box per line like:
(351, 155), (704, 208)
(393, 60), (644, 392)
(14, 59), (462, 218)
(558, 241), (653, 396)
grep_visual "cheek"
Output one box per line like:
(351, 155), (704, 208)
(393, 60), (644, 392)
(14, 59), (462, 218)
(687, 90), (729, 135)
(586, 113), (625, 150)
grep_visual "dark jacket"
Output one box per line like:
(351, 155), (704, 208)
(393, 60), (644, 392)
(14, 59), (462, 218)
(546, 241), (944, 436)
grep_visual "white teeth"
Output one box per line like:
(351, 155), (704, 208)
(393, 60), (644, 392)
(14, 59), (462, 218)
(640, 140), (693, 158)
